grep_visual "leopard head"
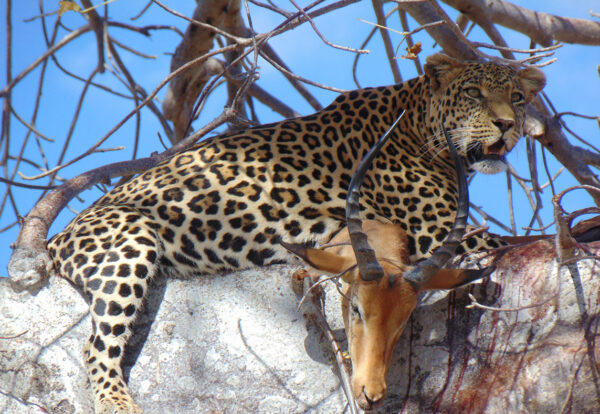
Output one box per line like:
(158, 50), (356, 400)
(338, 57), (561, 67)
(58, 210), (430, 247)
(424, 53), (546, 174)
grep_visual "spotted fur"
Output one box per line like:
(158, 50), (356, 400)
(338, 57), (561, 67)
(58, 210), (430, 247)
(47, 54), (545, 413)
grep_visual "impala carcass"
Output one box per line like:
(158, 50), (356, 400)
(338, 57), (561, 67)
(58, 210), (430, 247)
(283, 122), (493, 410)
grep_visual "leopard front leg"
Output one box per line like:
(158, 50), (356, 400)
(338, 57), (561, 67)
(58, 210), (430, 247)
(458, 227), (506, 254)
(49, 206), (162, 413)
(84, 273), (150, 414)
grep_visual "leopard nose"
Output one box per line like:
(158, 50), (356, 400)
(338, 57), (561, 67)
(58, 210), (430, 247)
(493, 118), (515, 133)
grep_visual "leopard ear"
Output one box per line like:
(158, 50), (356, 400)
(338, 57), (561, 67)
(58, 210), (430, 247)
(516, 66), (546, 102)
(424, 53), (466, 92)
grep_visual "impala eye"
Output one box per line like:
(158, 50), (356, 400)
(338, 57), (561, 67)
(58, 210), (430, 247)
(351, 302), (362, 320)
(511, 92), (525, 103)
(465, 87), (481, 99)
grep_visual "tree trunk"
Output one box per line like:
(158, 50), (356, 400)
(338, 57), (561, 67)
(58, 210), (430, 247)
(1, 240), (598, 413)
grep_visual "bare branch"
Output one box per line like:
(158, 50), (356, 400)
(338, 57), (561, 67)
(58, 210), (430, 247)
(160, 0), (235, 141)
(0, 24), (93, 98)
(552, 186), (600, 262)
(400, 1), (478, 59)
(441, 0), (600, 46)
(9, 106), (238, 291)
(466, 292), (558, 312)
(301, 276), (359, 414)
(372, 0), (402, 83)
(259, 51), (347, 93)
(0, 177), (56, 190)
(15, 42), (238, 181)
(530, 107), (600, 205)
(290, 0), (369, 55)
(80, 0), (106, 73)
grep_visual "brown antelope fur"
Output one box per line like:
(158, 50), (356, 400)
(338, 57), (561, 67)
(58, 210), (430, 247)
(287, 221), (489, 410)
(43, 53), (543, 413)
(283, 123), (491, 410)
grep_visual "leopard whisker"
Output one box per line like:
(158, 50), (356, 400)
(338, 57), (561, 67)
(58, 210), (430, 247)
(418, 127), (471, 160)
(427, 130), (472, 160)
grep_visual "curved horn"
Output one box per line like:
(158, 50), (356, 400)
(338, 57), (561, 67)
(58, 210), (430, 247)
(403, 123), (468, 287)
(346, 111), (405, 282)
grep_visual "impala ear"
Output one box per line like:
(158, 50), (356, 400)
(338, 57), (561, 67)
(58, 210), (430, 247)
(516, 66), (546, 102)
(416, 266), (495, 291)
(280, 241), (357, 281)
(424, 53), (466, 92)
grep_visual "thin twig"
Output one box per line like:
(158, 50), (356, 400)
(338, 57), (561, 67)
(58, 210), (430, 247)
(130, 1), (153, 21)
(110, 37), (157, 59)
(371, 0), (402, 83)
(470, 41), (562, 54)
(0, 176), (56, 190)
(0, 330), (27, 339)
(17, 43), (239, 180)
(8, 104), (53, 142)
(303, 277), (359, 414)
(0, 25), (93, 98)
(259, 51), (348, 93)
(466, 292), (558, 312)
(505, 169), (517, 235)
(462, 226), (490, 241)
(398, 9), (424, 75)
(555, 111), (599, 121)
(470, 203), (513, 234)
(297, 269), (354, 311)
(289, 0), (369, 54)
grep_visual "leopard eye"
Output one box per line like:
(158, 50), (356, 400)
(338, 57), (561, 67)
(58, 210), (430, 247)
(511, 91), (525, 103)
(465, 87), (481, 99)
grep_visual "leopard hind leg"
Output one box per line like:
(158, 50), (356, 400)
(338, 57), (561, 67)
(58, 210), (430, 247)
(49, 205), (163, 413)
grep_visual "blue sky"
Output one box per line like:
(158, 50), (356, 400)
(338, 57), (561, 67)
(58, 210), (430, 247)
(1, 1), (599, 276)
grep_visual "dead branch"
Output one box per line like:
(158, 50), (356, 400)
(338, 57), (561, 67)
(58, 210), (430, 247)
(290, 0), (368, 55)
(372, 0), (402, 82)
(8, 108), (237, 292)
(161, 0), (365, 141)
(466, 292), (558, 312)
(0, 25), (93, 98)
(552, 186), (600, 263)
(79, 0), (106, 74)
(441, 0), (600, 46)
(531, 109), (600, 206)
(399, 1), (477, 59)
(160, 0), (232, 141)
(301, 276), (358, 414)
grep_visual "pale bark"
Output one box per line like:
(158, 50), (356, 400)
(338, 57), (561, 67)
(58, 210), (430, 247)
(441, 0), (600, 46)
(2, 241), (599, 412)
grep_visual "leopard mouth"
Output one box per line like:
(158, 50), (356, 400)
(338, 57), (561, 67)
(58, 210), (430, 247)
(467, 139), (506, 163)
(484, 139), (506, 156)
(466, 139), (507, 174)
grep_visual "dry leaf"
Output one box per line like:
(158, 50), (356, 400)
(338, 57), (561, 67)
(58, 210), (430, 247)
(58, 1), (81, 16)
(402, 42), (422, 60)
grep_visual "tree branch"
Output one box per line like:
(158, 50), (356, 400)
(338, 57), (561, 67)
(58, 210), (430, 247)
(8, 108), (237, 292)
(441, 0), (600, 46)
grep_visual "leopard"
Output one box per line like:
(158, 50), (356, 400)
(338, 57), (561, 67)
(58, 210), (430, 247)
(45, 53), (545, 413)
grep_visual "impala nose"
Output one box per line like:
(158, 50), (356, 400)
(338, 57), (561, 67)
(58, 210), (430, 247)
(356, 387), (386, 410)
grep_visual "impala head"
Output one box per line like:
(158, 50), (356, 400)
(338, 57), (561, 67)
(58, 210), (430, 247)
(283, 119), (492, 410)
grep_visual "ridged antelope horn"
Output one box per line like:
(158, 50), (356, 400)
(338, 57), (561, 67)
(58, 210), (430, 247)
(403, 124), (469, 287)
(346, 111), (405, 282)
